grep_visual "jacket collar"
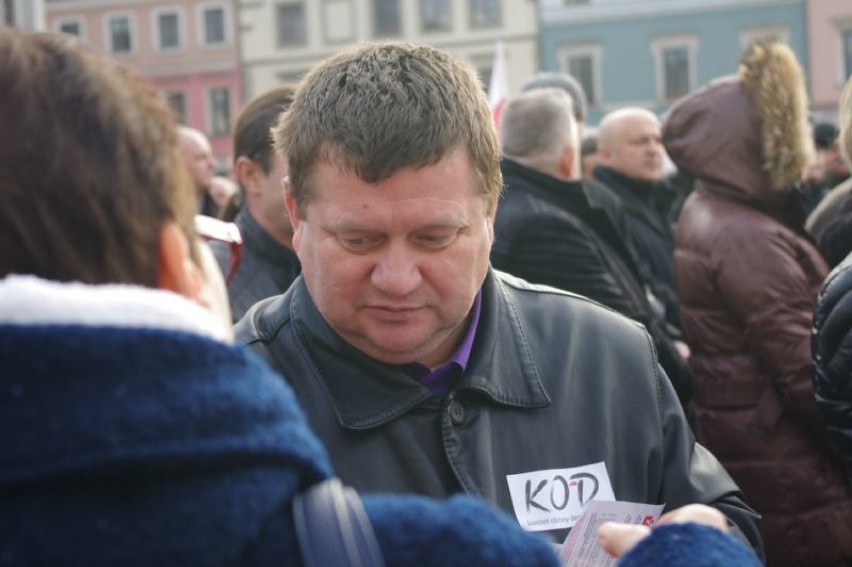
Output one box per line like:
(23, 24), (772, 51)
(287, 270), (551, 430)
(236, 208), (300, 268)
(593, 165), (672, 237)
(501, 158), (587, 210)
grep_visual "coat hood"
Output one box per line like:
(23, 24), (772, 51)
(663, 42), (813, 203)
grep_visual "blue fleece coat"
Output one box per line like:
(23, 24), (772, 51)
(0, 310), (560, 567)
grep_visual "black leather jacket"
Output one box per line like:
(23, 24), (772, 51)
(492, 160), (691, 403)
(235, 269), (761, 553)
(813, 252), (852, 484)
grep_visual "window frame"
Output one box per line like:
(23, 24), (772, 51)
(103, 12), (136, 55)
(276, 1), (308, 48)
(469, 0), (501, 30)
(206, 85), (232, 138)
(165, 90), (188, 125)
(556, 42), (603, 108)
(372, 0), (402, 38)
(197, 2), (230, 47)
(651, 35), (698, 103)
(152, 7), (184, 52)
(420, 0), (451, 34)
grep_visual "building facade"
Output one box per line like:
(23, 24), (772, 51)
(538, 0), (807, 125)
(45, 0), (242, 167)
(237, 0), (538, 102)
(2, 0), (46, 29)
(806, 0), (852, 122)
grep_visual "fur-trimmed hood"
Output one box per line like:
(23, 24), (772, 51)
(663, 42), (814, 204)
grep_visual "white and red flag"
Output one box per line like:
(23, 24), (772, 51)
(487, 41), (509, 127)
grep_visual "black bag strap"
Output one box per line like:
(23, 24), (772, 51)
(293, 478), (385, 567)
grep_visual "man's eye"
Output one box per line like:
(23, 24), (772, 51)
(339, 235), (381, 251)
(415, 232), (457, 248)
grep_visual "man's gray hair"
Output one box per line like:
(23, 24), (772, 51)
(521, 72), (588, 123)
(500, 88), (579, 176)
(273, 41), (501, 214)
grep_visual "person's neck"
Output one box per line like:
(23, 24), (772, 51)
(248, 204), (295, 250)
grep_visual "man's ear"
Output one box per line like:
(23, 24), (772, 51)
(233, 156), (262, 197)
(559, 145), (577, 179)
(283, 178), (304, 247)
(158, 220), (202, 301)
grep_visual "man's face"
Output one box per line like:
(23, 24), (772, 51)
(286, 147), (495, 368)
(181, 135), (216, 194)
(602, 114), (665, 183)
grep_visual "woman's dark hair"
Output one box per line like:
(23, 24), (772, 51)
(0, 29), (196, 286)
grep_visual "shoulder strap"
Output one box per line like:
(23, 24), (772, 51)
(293, 478), (385, 567)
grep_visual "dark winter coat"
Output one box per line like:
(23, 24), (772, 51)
(812, 253), (852, 484)
(210, 208), (301, 322)
(593, 164), (681, 330)
(492, 158), (691, 403)
(664, 65), (852, 567)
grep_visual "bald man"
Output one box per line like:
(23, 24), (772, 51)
(593, 107), (682, 333)
(178, 126), (218, 217)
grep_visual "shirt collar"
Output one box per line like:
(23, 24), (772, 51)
(400, 291), (482, 395)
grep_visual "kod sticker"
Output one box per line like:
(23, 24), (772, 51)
(506, 462), (615, 531)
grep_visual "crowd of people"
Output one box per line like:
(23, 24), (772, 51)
(3, 25), (852, 567)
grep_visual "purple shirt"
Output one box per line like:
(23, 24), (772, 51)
(399, 290), (482, 395)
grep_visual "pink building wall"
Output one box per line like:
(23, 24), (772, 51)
(807, 0), (852, 118)
(46, 0), (242, 168)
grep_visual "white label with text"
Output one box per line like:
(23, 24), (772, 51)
(506, 462), (615, 532)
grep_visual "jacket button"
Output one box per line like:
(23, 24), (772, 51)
(449, 399), (466, 426)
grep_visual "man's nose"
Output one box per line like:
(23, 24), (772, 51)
(370, 244), (422, 297)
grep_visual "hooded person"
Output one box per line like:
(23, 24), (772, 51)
(662, 40), (852, 567)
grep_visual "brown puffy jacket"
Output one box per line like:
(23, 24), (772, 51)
(663, 54), (852, 567)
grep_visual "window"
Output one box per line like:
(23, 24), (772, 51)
(277, 2), (307, 47)
(844, 29), (852, 80)
(107, 15), (133, 54)
(652, 36), (697, 102)
(470, 0), (500, 28)
(165, 91), (187, 124)
(557, 43), (601, 107)
(421, 0), (450, 32)
(156, 11), (181, 50)
(201, 5), (227, 45)
(57, 19), (83, 37)
(662, 47), (689, 100)
(568, 55), (595, 106)
(208, 87), (231, 137)
(373, 0), (401, 37)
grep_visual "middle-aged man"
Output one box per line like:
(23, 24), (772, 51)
(594, 107), (681, 332)
(178, 125), (219, 217)
(491, 88), (692, 405)
(236, 41), (762, 553)
(210, 86), (302, 321)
